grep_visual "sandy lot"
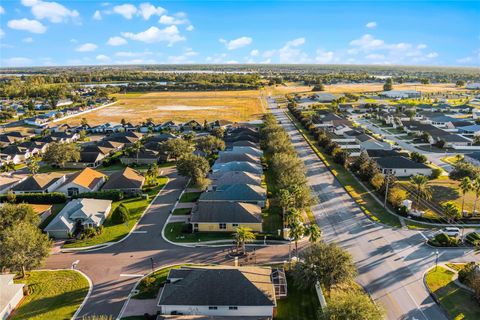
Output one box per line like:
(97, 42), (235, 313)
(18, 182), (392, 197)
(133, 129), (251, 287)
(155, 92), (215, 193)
(324, 82), (467, 94)
(58, 90), (265, 125)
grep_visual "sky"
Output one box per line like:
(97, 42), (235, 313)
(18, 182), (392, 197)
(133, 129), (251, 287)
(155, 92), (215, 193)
(0, 0), (479, 67)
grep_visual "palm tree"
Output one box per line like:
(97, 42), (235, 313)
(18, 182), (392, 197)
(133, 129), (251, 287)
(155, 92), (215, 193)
(459, 177), (472, 216)
(284, 208), (302, 229)
(234, 226), (255, 254)
(27, 157), (40, 175)
(409, 174), (432, 208)
(277, 189), (294, 228)
(305, 224), (322, 243)
(443, 202), (460, 223)
(130, 140), (142, 164)
(472, 177), (480, 216)
(289, 220), (305, 258)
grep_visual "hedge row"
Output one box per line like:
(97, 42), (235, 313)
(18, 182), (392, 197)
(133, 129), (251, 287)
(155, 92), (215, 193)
(0, 192), (67, 204)
(73, 190), (125, 201)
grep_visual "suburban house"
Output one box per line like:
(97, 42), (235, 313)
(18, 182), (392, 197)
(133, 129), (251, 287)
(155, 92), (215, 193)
(12, 172), (66, 194)
(0, 173), (27, 194)
(0, 274), (25, 320)
(199, 184), (267, 207)
(30, 204), (53, 223)
(208, 171), (262, 191)
(378, 90), (421, 99)
(191, 201), (262, 232)
(231, 140), (259, 148)
(464, 152), (480, 166)
(1, 146), (32, 163)
(102, 167), (145, 194)
(157, 266), (276, 317)
(215, 152), (260, 164)
(375, 156), (433, 177)
(44, 198), (112, 238)
(56, 168), (106, 197)
(120, 149), (159, 165)
(212, 161), (263, 174)
(65, 151), (106, 169)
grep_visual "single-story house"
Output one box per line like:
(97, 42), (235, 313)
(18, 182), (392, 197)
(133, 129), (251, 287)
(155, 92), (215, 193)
(375, 156), (433, 177)
(12, 172), (66, 194)
(0, 173), (27, 194)
(56, 168), (106, 197)
(379, 90), (421, 99)
(212, 161), (263, 174)
(64, 151), (106, 169)
(208, 171), (262, 191)
(464, 152), (480, 166)
(457, 125), (480, 136)
(44, 198), (112, 238)
(0, 274), (25, 320)
(215, 152), (260, 164)
(102, 167), (145, 194)
(30, 204), (52, 223)
(120, 149), (159, 165)
(231, 140), (259, 148)
(199, 184), (266, 207)
(157, 266), (276, 317)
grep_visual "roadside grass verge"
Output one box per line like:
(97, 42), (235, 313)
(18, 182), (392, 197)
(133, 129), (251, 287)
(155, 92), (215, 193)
(287, 112), (401, 227)
(179, 192), (201, 203)
(440, 155), (463, 166)
(425, 266), (480, 319)
(164, 222), (233, 243)
(276, 274), (320, 320)
(12, 270), (89, 320)
(63, 177), (167, 248)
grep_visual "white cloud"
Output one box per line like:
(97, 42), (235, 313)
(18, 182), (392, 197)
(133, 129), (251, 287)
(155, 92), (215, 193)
(122, 25), (184, 45)
(219, 36), (252, 50)
(21, 0), (79, 23)
(1, 57), (33, 67)
(366, 53), (385, 60)
(0, 6), (5, 14)
(23, 37), (33, 43)
(417, 44), (427, 50)
(107, 36), (127, 46)
(113, 3), (137, 19)
(139, 3), (165, 20)
(93, 10), (102, 20)
(96, 54), (111, 62)
(186, 25), (194, 31)
(168, 49), (198, 63)
(0, 28), (4, 38)
(115, 50), (153, 57)
(159, 14), (188, 25)
(7, 19), (47, 34)
(250, 49), (259, 57)
(206, 53), (227, 63)
(366, 21), (377, 29)
(285, 37), (305, 47)
(75, 43), (97, 52)
(315, 49), (334, 63)
(349, 34), (384, 53)
(278, 38), (308, 63)
(426, 52), (438, 59)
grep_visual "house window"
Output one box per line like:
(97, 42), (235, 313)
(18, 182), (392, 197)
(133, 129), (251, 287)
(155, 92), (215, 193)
(232, 224), (239, 227)
(229, 306), (238, 310)
(219, 223), (227, 230)
(67, 187), (79, 197)
(208, 306), (218, 310)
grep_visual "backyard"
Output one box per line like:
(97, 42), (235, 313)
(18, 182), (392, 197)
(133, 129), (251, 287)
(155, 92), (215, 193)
(57, 90), (265, 125)
(12, 270), (89, 320)
(276, 274), (320, 320)
(425, 266), (480, 319)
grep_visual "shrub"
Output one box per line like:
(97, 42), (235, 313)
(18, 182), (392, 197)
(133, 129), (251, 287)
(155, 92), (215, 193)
(0, 192), (67, 204)
(82, 227), (97, 239)
(112, 205), (129, 224)
(74, 190), (125, 201)
(139, 276), (156, 291)
(458, 262), (477, 285)
(429, 233), (458, 247)
(465, 232), (480, 246)
(430, 168), (442, 180)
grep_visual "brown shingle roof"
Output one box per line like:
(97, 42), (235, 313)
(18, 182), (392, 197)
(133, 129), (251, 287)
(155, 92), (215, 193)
(102, 167), (144, 190)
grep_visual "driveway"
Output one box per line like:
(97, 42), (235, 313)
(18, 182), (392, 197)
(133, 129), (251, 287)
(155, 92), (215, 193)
(268, 100), (478, 320)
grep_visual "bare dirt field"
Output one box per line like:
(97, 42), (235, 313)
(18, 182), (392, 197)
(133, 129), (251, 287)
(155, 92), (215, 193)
(58, 90), (265, 125)
(324, 82), (467, 94)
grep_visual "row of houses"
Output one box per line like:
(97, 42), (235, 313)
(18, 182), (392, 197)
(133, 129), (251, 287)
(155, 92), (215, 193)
(190, 127), (267, 233)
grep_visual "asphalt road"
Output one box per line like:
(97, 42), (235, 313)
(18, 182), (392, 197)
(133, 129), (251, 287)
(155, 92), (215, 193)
(269, 100), (479, 320)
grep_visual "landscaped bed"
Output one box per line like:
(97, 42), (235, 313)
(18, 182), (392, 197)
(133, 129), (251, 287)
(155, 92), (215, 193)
(133, 265), (184, 299)
(425, 266), (480, 319)
(172, 208), (191, 215)
(12, 270), (89, 320)
(63, 177), (167, 248)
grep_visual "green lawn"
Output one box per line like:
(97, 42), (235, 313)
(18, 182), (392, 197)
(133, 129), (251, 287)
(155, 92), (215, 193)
(172, 208), (191, 215)
(133, 265), (189, 299)
(39, 203), (67, 230)
(12, 270), (89, 320)
(441, 155), (463, 166)
(164, 222), (233, 243)
(276, 275), (320, 320)
(288, 112), (401, 227)
(179, 192), (201, 203)
(63, 177), (167, 248)
(425, 266), (480, 320)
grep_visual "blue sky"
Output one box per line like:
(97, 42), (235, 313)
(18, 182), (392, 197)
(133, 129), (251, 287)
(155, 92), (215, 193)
(0, 0), (479, 67)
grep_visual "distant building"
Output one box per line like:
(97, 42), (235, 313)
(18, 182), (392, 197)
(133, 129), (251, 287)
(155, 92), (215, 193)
(375, 156), (433, 177)
(379, 90), (421, 99)
(466, 83), (480, 90)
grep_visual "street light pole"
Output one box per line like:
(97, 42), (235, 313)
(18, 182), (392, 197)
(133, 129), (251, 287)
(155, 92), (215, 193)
(150, 257), (154, 272)
(435, 250), (439, 271)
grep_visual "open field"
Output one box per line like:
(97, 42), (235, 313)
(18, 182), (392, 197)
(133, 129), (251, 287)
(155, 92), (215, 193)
(57, 90), (265, 126)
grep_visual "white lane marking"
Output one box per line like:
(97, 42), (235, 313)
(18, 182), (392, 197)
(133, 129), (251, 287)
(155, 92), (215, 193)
(131, 230), (148, 234)
(119, 274), (144, 278)
(419, 232), (429, 240)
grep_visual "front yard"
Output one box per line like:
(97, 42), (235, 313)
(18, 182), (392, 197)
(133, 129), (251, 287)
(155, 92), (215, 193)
(179, 192), (201, 203)
(63, 177), (168, 248)
(164, 222), (233, 243)
(12, 270), (89, 320)
(425, 266), (480, 319)
(276, 274), (320, 320)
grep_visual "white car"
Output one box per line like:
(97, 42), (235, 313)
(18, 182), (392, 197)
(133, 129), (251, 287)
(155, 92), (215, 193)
(438, 227), (460, 237)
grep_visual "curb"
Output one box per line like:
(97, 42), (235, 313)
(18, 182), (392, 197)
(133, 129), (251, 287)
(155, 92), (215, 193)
(71, 269), (93, 320)
(424, 241), (476, 251)
(61, 177), (170, 253)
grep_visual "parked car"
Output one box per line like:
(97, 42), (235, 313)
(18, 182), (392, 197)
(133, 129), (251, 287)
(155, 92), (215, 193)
(437, 227), (460, 237)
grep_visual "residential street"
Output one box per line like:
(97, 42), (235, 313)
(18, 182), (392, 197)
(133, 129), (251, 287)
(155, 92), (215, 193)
(268, 99), (479, 320)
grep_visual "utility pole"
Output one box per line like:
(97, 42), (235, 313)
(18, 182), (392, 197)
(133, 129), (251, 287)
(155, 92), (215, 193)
(384, 169), (392, 208)
(150, 257), (154, 272)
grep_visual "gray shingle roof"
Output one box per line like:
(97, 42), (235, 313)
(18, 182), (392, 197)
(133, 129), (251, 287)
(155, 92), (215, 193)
(158, 266), (275, 307)
(191, 201), (262, 223)
(199, 184), (266, 202)
(375, 156), (431, 169)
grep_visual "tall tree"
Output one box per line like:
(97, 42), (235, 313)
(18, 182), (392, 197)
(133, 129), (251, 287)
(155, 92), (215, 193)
(234, 226), (256, 254)
(27, 157), (40, 175)
(409, 174), (432, 208)
(0, 221), (51, 278)
(319, 292), (384, 320)
(196, 135), (225, 156)
(472, 177), (480, 215)
(176, 154), (210, 185)
(459, 177), (472, 216)
(292, 241), (357, 294)
(443, 202), (461, 223)
(160, 138), (193, 161)
(305, 224), (322, 243)
(277, 189), (294, 228)
(43, 142), (80, 168)
(383, 78), (393, 91)
(0, 203), (39, 234)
